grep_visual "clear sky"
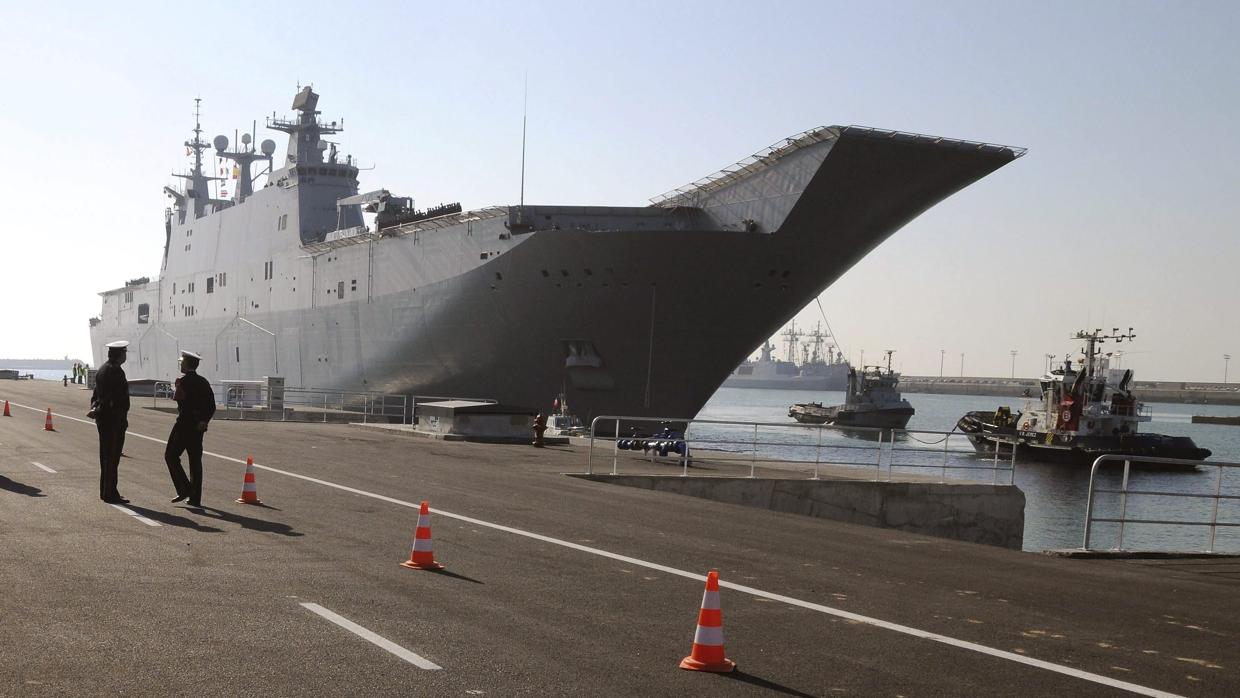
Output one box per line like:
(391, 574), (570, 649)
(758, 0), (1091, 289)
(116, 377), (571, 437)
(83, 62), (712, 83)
(1, 1), (1237, 381)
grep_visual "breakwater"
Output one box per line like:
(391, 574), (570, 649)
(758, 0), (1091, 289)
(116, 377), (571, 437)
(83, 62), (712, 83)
(901, 376), (1240, 405)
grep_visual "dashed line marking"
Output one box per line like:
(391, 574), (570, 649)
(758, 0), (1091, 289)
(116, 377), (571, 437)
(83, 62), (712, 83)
(30, 462), (56, 473)
(300, 602), (441, 670)
(110, 504), (160, 527)
(6, 400), (1186, 698)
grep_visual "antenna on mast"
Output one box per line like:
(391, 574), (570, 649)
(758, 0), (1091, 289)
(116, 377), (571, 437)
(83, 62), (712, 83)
(520, 73), (528, 214)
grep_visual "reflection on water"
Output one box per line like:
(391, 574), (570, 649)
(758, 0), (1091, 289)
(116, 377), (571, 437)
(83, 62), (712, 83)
(696, 387), (1240, 552)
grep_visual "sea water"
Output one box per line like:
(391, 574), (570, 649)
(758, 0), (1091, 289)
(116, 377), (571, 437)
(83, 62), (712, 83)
(695, 388), (1240, 552)
(0, 368), (79, 381)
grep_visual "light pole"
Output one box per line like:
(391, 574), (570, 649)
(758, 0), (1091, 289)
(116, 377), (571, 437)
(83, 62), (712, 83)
(940, 349), (945, 378)
(1226, 354), (1231, 384)
(960, 353), (964, 378)
(1010, 350), (1018, 379)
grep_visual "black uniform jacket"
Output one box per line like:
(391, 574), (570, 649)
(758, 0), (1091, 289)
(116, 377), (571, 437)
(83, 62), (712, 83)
(91, 361), (130, 419)
(174, 372), (217, 426)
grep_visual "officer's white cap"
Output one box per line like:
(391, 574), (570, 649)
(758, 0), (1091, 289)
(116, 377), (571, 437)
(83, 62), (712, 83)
(105, 340), (129, 349)
(180, 350), (202, 360)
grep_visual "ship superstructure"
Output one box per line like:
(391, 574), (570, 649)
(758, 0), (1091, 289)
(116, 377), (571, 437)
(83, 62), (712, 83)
(91, 87), (1024, 422)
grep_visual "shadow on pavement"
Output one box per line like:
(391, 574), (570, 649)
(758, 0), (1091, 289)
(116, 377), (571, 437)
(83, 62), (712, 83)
(126, 505), (223, 533)
(188, 505), (303, 537)
(423, 568), (485, 585)
(722, 670), (819, 697)
(0, 474), (45, 497)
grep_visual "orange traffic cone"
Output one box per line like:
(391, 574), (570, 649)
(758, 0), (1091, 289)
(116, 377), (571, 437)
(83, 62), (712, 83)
(44, 408), (54, 432)
(236, 456), (263, 504)
(400, 501), (444, 570)
(3, 400), (10, 416)
(679, 569), (736, 673)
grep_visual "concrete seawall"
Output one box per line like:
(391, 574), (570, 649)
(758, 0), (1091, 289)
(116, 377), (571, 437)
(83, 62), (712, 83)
(901, 376), (1240, 406)
(570, 474), (1025, 550)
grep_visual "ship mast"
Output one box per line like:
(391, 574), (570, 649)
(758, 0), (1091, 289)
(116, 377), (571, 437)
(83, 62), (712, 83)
(170, 98), (226, 220)
(1073, 327), (1135, 384)
(781, 321), (802, 364)
(213, 122), (274, 204)
(267, 86), (342, 170)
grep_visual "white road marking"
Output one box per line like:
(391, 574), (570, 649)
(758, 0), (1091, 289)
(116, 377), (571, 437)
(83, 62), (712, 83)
(5, 401), (1185, 698)
(300, 602), (441, 670)
(110, 504), (161, 527)
(30, 462), (56, 473)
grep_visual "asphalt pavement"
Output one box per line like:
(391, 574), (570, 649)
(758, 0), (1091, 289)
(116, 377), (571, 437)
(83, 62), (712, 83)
(2, 379), (1239, 697)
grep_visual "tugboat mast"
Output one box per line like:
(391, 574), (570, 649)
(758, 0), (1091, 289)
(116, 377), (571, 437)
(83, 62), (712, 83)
(1073, 327), (1136, 383)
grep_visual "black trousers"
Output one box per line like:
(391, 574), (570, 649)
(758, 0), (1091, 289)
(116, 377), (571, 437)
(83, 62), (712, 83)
(165, 422), (204, 503)
(96, 415), (127, 500)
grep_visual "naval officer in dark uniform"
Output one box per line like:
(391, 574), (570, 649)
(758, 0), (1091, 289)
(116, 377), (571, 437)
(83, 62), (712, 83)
(166, 351), (216, 507)
(90, 340), (130, 503)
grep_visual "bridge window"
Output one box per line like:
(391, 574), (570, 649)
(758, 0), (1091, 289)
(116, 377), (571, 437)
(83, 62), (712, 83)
(137, 303), (149, 324)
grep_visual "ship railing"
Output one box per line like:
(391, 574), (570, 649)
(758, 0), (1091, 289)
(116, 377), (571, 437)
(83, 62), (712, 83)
(152, 381), (409, 424)
(1082, 455), (1240, 553)
(586, 416), (1018, 484)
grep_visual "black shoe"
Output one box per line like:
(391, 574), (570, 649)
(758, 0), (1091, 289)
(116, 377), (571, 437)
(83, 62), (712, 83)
(186, 500), (201, 508)
(171, 493), (188, 503)
(102, 496), (129, 504)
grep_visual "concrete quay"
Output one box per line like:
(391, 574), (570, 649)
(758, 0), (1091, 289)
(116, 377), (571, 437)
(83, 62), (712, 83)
(3, 379), (1240, 697)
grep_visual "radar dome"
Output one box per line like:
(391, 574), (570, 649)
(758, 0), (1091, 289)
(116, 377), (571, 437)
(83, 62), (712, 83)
(241, 133), (252, 145)
(260, 139), (276, 156)
(316, 140), (329, 151)
(213, 135), (229, 152)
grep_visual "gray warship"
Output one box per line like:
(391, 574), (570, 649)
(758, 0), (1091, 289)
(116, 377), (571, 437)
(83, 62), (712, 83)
(722, 322), (849, 391)
(90, 87), (1023, 423)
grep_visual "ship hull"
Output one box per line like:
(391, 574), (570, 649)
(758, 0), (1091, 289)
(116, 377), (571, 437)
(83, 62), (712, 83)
(956, 411), (1211, 467)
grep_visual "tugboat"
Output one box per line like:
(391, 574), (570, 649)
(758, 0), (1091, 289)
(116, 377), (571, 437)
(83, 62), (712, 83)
(545, 393), (586, 437)
(956, 329), (1211, 466)
(789, 350), (915, 429)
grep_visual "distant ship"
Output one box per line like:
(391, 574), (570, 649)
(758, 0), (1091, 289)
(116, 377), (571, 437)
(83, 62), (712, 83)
(89, 86), (1023, 423)
(722, 322), (850, 391)
(789, 350), (914, 429)
(956, 329), (1211, 465)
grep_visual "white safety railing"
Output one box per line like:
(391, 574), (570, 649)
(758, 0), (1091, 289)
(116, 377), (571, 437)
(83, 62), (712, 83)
(1082, 455), (1240, 553)
(152, 381), (409, 423)
(587, 416), (1017, 483)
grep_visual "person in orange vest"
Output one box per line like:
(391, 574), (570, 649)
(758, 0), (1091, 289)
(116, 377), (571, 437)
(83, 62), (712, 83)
(166, 351), (216, 507)
(89, 341), (130, 503)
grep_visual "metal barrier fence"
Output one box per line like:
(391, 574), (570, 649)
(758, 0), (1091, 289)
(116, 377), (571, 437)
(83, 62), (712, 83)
(1082, 454), (1240, 552)
(152, 381), (409, 423)
(587, 415), (1017, 483)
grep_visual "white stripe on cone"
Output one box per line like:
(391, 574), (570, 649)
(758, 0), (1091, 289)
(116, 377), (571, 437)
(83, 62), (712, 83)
(693, 625), (725, 646)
